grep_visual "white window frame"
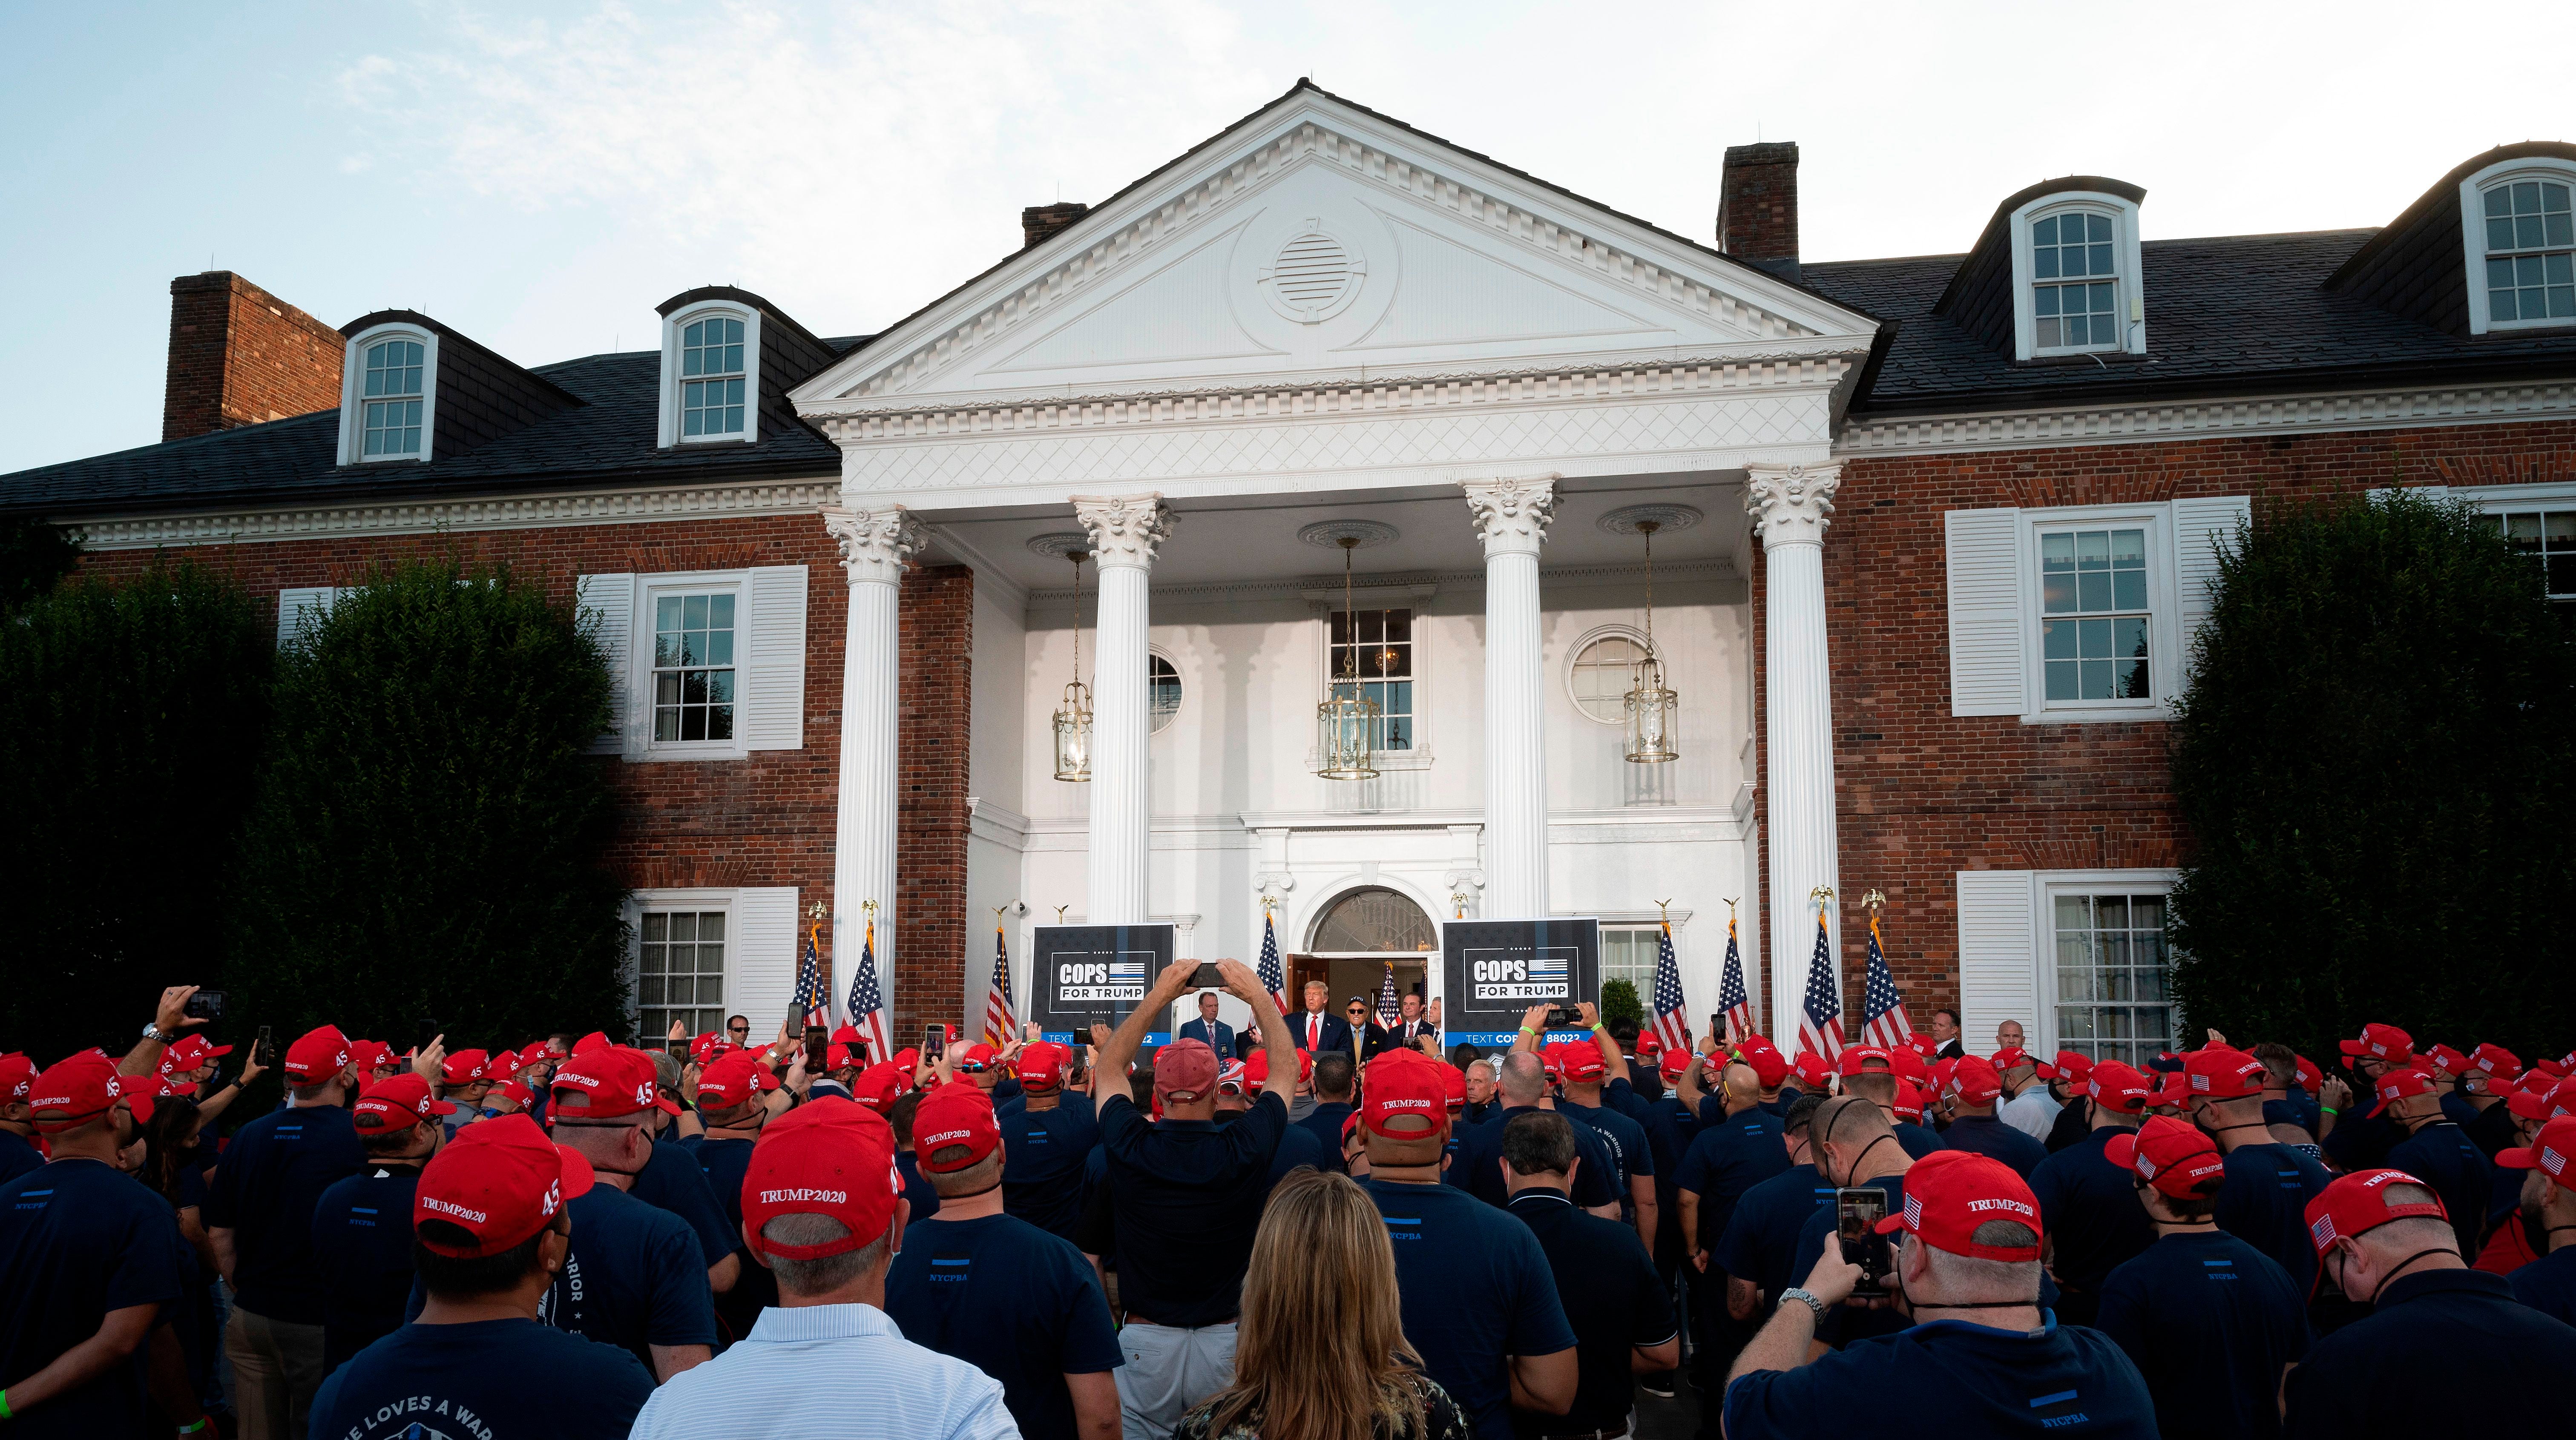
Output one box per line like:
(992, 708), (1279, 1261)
(1147, 645), (1184, 738)
(1565, 623), (1653, 728)
(2401, 479), (2576, 603)
(1309, 600), (1434, 770)
(2018, 504), (2178, 722)
(1956, 867), (2179, 1060)
(337, 323), (440, 466)
(2036, 870), (2180, 1062)
(626, 890), (739, 1041)
(637, 569), (752, 760)
(2460, 158), (2576, 336)
(658, 302), (762, 447)
(622, 886), (802, 1042)
(2009, 192), (2147, 361)
(1597, 922), (1665, 994)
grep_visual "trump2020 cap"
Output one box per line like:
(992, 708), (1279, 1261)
(1017, 1042), (1068, 1090)
(2183, 1047), (2266, 1101)
(354, 1073), (457, 1133)
(2104, 1114), (2226, 1200)
(2339, 1023), (2413, 1069)
(2077, 1061), (2152, 1115)
(27, 1054), (125, 1134)
(413, 1113), (593, 1258)
(740, 1098), (904, 1260)
(1872, 1150), (2043, 1261)
(1363, 1052), (1449, 1138)
(913, 1084), (1002, 1173)
(2305, 1168), (2447, 1256)
(2498, 1116), (2576, 1181)
(549, 1048), (681, 1120)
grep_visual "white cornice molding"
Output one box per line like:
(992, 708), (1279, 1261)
(1836, 379), (2576, 458)
(1019, 556), (1737, 611)
(66, 477), (841, 551)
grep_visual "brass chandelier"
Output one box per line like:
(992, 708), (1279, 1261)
(1623, 519), (1679, 763)
(1314, 536), (1381, 780)
(1052, 548), (1093, 782)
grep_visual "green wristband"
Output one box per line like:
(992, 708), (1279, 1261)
(1, 1388), (12, 1421)
(1518, 1026), (1538, 1036)
(2320, 1106), (2338, 1117)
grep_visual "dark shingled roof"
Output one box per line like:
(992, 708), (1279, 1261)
(1, 339), (865, 519)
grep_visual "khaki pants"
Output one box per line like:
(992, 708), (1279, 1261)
(224, 1306), (326, 1440)
(1115, 1321), (1238, 1440)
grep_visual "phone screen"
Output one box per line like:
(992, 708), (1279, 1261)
(924, 1024), (944, 1058)
(803, 1025), (829, 1073)
(254, 1025), (276, 1069)
(1836, 1188), (1892, 1286)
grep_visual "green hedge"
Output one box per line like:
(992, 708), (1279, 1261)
(2168, 490), (2576, 1064)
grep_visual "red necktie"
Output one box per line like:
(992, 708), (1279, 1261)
(1309, 1014), (1320, 1047)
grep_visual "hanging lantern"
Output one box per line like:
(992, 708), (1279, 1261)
(1624, 520), (1679, 763)
(1053, 550), (1093, 782)
(1315, 536), (1381, 780)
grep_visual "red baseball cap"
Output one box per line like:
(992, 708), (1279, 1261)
(571, 1032), (612, 1056)
(695, 1054), (766, 1110)
(413, 1113), (593, 1258)
(2498, 1115), (2576, 1181)
(487, 1079), (535, 1112)
(819, 1043), (862, 1071)
(1892, 1079), (1926, 1122)
(1537, 1047), (1564, 1082)
(1559, 1041), (1607, 1084)
(440, 1050), (491, 1087)
(1951, 1056), (2004, 1107)
(1838, 1045), (1896, 1078)
(126, 1074), (193, 1125)
(2426, 1044), (2470, 1077)
(284, 1026), (354, 1084)
(1442, 1063), (1467, 1111)
(1244, 1048), (1312, 1086)
(2148, 1068), (2191, 1109)
(2079, 1061), (2153, 1115)
(549, 1048), (681, 1119)
(520, 1041), (561, 1067)
(2510, 1077), (2576, 1123)
(2183, 1047), (2266, 1101)
(28, 1055), (126, 1134)
(1872, 1150), (2043, 1260)
(1216, 1059), (1249, 1095)
(2294, 1056), (2323, 1092)
(0, 1053), (37, 1104)
(954, 1044), (1001, 1074)
(2050, 1051), (2094, 1084)
(1887, 1046), (1931, 1083)
(354, 1073), (457, 1133)
(1154, 1039), (1220, 1105)
(1990, 1047), (2038, 1073)
(2339, 1023), (2412, 1068)
(157, 1035), (233, 1073)
(851, 1063), (908, 1114)
(2470, 1044), (2524, 1084)
(913, 1084), (1002, 1173)
(2305, 1168), (2448, 1256)
(2104, 1114), (2227, 1199)
(1362, 1052), (1449, 1139)
(1636, 1033), (1664, 1057)
(2376, 1067), (2438, 1104)
(740, 1098), (905, 1260)
(1926, 1058), (1957, 1098)
(485, 1049), (523, 1081)
(689, 1033), (733, 1066)
(1739, 1038), (1790, 1088)
(1788, 1051), (1834, 1092)
(1018, 1042), (1069, 1090)
(1659, 1046), (1693, 1081)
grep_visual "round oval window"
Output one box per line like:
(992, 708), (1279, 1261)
(1149, 654), (1182, 734)
(1569, 634), (1648, 725)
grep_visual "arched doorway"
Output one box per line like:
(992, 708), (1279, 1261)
(1302, 886), (1438, 1023)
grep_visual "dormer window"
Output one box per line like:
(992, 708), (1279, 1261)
(2480, 178), (2574, 327)
(2004, 187), (2146, 362)
(658, 302), (762, 447)
(336, 321), (440, 465)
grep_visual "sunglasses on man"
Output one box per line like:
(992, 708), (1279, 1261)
(727, 1023), (750, 1036)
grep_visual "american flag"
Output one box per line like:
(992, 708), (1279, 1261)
(1376, 961), (1401, 1027)
(1648, 918), (1690, 1055)
(792, 922), (832, 1030)
(1256, 910), (1289, 1015)
(1860, 911), (1914, 1050)
(980, 924), (1018, 1047)
(1797, 910), (1845, 1063)
(1716, 911), (1755, 1044)
(844, 918), (890, 1064)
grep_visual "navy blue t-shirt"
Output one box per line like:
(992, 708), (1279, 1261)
(1639, 1093), (1700, 1182)
(1942, 1114), (2050, 1177)
(2284, 1268), (2576, 1436)
(2509, 1244), (2576, 1325)
(2321, 1091), (2399, 1172)
(0, 1158), (189, 1433)
(1561, 1095), (1655, 1201)
(631, 1136), (737, 1267)
(311, 1167), (425, 1374)
(0, 1128), (43, 1186)
(1096, 1090), (1287, 1327)
(1895, 1120), (1945, 1159)
(1453, 1105), (1618, 1209)
(676, 1132), (770, 1334)
(2265, 1090), (2322, 1137)
(310, 1317), (653, 1440)
(1724, 1316), (2157, 1440)
(1713, 1165), (1837, 1303)
(1507, 1191), (1674, 1438)
(2028, 1127), (2156, 1301)
(897, 1148), (943, 1222)
(544, 1184), (719, 1368)
(1788, 1173), (1910, 1347)
(1673, 1109), (1790, 1252)
(2094, 1230), (2311, 1440)
(1295, 1100), (1354, 1163)
(885, 1211), (1123, 1440)
(1262, 1111), (1327, 1185)
(1359, 1177), (1578, 1440)
(999, 1094), (1097, 1242)
(201, 1102), (366, 1323)
(2045, 1100), (2094, 1153)
(2383, 1121), (2494, 1260)
(2212, 1143), (2331, 1299)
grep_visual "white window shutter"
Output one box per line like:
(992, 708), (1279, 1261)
(575, 574), (635, 756)
(738, 565), (809, 752)
(2171, 495), (2251, 662)
(276, 587), (345, 648)
(730, 887), (802, 1034)
(1945, 508), (2027, 716)
(1955, 870), (2037, 1053)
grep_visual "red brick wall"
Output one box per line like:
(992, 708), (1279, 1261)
(1718, 143), (1800, 265)
(72, 514), (989, 1032)
(1749, 418), (2576, 1021)
(162, 273), (346, 442)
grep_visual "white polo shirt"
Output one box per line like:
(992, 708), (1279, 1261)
(627, 1301), (1016, 1440)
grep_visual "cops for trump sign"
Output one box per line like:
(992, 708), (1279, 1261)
(1441, 917), (1601, 1045)
(1030, 924), (1178, 1045)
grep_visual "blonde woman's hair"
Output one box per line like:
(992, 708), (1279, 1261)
(1196, 1169), (1427, 1440)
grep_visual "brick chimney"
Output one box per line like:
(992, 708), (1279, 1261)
(1021, 202), (1090, 250)
(1716, 142), (1800, 281)
(162, 272), (346, 443)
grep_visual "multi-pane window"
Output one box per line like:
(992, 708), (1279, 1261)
(2482, 180), (2575, 325)
(638, 910), (726, 1039)
(681, 316), (747, 437)
(2032, 212), (2120, 350)
(1598, 925), (1663, 993)
(1327, 608), (1413, 750)
(2499, 510), (2576, 614)
(361, 338), (425, 457)
(2052, 892), (2173, 1065)
(2039, 527), (2152, 702)
(1570, 634), (1647, 724)
(653, 593), (736, 742)
(1148, 653), (1182, 734)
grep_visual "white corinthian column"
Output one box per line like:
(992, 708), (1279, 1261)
(1746, 463), (1843, 1043)
(1462, 475), (1558, 919)
(1072, 494), (1173, 925)
(822, 505), (923, 1004)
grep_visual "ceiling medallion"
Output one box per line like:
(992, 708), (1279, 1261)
(1025, 531), (1094, 558)
(1257, 218), (1367, 324)
(1297, 519), (1400, 549)
(1597, 503), (1706, 536)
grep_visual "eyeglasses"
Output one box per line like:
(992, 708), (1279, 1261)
(727, 1024), (750, 1035)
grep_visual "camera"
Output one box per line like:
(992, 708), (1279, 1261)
(1544, 1005), (1583, 1028)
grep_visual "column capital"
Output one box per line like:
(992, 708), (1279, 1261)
(1460, 474), (1560, 559)
(821, 506), (925, 586)
(1744, 463), (1842, 550)
(1071, 494), (1173, 569)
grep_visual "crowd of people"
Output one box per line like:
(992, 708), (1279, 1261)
(5, 970), (2576, 1440)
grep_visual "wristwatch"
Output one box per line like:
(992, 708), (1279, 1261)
(141, 1022), (174, 1043)
(1779, 1288), (1828, 1320)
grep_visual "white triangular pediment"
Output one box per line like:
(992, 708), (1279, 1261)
(794, 86), (1877, 414)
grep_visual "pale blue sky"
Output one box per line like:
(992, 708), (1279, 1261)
(5, 0), (2570, 475)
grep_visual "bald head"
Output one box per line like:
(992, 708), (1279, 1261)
(1498, 1051), (1550, 1105)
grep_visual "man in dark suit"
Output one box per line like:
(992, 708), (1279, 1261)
(1290, 979), (1354, 1054)
(1350, 996), (1394, 1061)
(1175, 990), (1234, 1057)
(1387, 992), (1439, 1055)
(1929, 1007), (1966, 1061)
